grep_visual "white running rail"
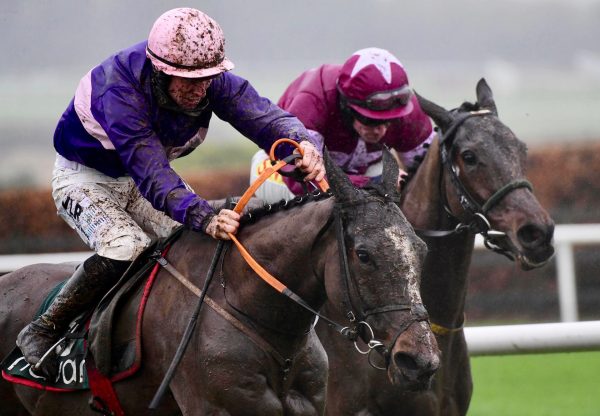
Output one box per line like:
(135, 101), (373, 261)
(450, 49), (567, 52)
(475, 223), (600, 322)
(465, 320), (600, 356)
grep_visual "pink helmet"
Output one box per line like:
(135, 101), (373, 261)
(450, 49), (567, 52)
(338, 48), (413, 120)
(146, 8), (234, 78)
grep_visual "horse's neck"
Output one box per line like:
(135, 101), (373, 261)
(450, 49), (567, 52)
(401, 138), (475, 327)
(401, 138), (445, 230)
(223, 199), (333, 342)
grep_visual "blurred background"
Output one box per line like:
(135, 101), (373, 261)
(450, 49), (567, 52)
(0, 2), (599, 414)
(1, 0), (599, 187)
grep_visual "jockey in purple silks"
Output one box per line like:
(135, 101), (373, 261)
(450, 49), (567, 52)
(250, 47), (435, 202)
(16, 7), (325, 373)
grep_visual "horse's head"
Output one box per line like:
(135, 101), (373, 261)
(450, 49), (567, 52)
(324, 148), (440, 390)
(416, 78), (555, 270)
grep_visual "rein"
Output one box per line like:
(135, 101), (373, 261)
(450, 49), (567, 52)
(225, 140), (350, 334)
(416, 109), (532, 260)
(150, 200), (231, 409)
(151, 141), (319, 408)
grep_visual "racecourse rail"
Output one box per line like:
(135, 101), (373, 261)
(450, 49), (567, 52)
(1, 224), (599, 356)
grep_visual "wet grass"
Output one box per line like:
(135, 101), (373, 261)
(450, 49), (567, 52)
(469, 351), (600, 416)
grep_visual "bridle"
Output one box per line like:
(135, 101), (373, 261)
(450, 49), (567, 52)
(417, 109), (533, 261)
(325, 196), (429, 370)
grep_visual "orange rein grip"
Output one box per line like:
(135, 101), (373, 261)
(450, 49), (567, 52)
(269, 138), (330, 193)
(233, 159), (287, 215)
(268, 138), (300, 161)
(225, 137), (332, 297)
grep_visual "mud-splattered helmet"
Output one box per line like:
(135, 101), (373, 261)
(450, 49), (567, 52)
(146, 8), (234, 78)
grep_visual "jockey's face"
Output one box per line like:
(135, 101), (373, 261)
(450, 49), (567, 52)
(352, 118), (391, 144)
(168, 76), (213, 110)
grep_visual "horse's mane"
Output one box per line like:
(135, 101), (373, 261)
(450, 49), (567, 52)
(239, 185), (392, 226)
(240, 190), (333, 226)
(454, 101), (481, 113)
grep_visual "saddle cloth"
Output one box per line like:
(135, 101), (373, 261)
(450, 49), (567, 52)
(0, 228), (183, 391)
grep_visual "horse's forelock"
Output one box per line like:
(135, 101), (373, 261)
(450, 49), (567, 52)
(455, 101), (480, 112)
(334, 187), (398, 215)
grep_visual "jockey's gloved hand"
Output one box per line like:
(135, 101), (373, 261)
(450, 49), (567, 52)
(204, 209), (240, 240)
(294, 141), (325, 183)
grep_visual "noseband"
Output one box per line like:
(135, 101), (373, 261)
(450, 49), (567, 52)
(420, 109), (532, 261)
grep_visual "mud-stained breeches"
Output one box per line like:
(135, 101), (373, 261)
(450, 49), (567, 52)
(52, 154), (181, 261)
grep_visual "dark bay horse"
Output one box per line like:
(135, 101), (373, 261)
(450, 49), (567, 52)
(317, 79), (555, 415)
(0, 150), (439, 415)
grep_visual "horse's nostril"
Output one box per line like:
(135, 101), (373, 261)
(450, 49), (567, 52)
(421, 364), (438, 380)
(517, 224), (548, 247)
(394, 353), (419, 371)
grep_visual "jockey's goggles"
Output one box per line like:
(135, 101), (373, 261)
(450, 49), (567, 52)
(351, 110), (392, 127)
(342, 85), (413, 112)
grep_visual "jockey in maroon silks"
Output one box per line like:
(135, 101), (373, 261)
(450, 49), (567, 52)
(16, 7), (325, 376)
(250, 47), (434, 202)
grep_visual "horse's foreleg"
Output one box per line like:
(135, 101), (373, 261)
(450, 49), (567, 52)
(170, 366), (285, 416)
(284, 330), (328, 416)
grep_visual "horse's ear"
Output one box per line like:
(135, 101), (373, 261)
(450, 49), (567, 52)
(416, 92), (454, 131)
(381, 147), (400, 197)
(476, 78), (498, 116)
(323, 147), (356, 202)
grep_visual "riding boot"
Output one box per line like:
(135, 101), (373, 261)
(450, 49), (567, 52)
(16, 254), (130, 374)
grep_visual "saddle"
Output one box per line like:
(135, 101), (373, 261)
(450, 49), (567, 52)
(0, 227), (184, 391)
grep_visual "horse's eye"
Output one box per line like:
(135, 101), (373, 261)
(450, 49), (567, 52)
(461, 150), (477, 166)
(356, 250), (370, 263)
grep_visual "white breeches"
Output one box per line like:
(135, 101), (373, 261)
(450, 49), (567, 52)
(51, 155), (180, 261)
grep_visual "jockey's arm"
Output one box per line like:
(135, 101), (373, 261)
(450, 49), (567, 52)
(210, 73), (325, 187)
(94, 87), (217, 234)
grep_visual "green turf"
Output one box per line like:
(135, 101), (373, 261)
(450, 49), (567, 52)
(468, 351), (600, 416)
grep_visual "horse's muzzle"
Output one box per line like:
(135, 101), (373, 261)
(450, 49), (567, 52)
(386, 321), (440, 390)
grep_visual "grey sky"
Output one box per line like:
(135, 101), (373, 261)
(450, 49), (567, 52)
(2, 1), (599, 72)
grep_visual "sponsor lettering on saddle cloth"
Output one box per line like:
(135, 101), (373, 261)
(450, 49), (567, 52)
(2, 280), (90, 390)
(0, 228), (183, 392)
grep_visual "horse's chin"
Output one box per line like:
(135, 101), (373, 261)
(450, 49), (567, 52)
(487, 234), (554, 271)
(387, 367), (435, 392)
(516, 250), (555, 271)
